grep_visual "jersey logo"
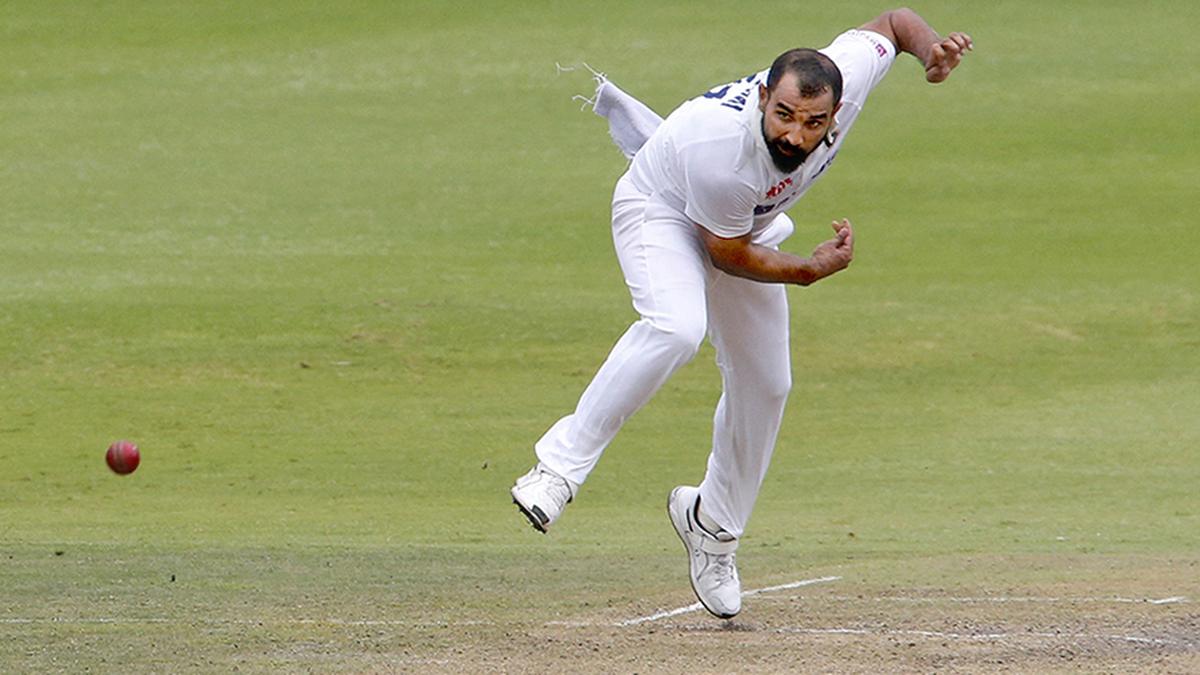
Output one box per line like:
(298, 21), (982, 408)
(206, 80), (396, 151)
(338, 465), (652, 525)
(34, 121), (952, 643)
(701, 74), (758, 112)
(765, 177), (793, 199)
(865, 34), (889, 58)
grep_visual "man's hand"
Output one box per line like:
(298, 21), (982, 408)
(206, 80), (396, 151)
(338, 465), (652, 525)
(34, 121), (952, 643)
(808, 219), (854, 280)
(924, 32), (973, 83)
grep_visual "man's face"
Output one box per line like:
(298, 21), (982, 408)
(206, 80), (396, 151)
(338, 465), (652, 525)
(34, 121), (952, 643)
(758, 73), (840, 173)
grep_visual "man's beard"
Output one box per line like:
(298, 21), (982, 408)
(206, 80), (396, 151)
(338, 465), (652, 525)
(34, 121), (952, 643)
(762, 118), (808, 173)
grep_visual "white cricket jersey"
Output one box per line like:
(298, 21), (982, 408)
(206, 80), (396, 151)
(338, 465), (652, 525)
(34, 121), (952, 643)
(625, 29), (897, 239)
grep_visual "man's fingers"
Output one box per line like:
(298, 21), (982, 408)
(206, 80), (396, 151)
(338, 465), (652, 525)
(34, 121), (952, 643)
(827, 219), (853, 254)
(934, 43), (963, 69)
(929, 42), (946, 64)
(948, 31), (974, 51)
(830, 219), (850, 245)
(926, 34), (971, 83)
(939, 33), (972, 59)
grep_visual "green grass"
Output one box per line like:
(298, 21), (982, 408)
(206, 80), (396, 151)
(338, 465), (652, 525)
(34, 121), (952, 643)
(2, 0), (1198, 670)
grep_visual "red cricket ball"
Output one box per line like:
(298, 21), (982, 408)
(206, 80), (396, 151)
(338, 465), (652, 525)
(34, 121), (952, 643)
(105, 440), (140, 475)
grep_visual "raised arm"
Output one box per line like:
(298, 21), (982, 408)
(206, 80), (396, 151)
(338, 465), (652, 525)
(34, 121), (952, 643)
(860, 7), (973, 83)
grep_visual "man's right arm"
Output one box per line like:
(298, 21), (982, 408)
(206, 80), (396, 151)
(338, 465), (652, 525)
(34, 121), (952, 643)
(860, 8), (973, 83)
(697, 219), (855, 287)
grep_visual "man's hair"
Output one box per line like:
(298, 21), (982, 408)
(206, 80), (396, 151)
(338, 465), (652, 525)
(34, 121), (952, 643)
(766, 48), (843, 103)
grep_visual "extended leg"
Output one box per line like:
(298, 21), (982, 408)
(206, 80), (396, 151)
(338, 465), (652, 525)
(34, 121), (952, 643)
(698, 271), (793, 538)
(535, 177), (710, 487)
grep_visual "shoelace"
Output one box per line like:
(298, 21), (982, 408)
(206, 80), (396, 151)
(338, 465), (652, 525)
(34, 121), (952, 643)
(709, 551), (737, 584)
(540, 471), (573, 506)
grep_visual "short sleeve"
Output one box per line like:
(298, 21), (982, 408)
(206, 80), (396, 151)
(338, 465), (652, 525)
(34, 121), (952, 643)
(820, 29), (897, 108)
(679, 139), (758, 238)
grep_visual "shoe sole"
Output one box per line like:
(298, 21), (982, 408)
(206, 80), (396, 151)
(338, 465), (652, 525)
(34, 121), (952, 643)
(511, 491), (549, 534)
(668, 487), (738, 620)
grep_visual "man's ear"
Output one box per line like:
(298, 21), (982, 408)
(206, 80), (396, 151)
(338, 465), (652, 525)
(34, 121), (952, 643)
(824, 102), (844, 147)
(758, 83), (769, 111)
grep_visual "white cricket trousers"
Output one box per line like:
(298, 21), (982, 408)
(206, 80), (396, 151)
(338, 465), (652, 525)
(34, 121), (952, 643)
(535, 173), (793, 538)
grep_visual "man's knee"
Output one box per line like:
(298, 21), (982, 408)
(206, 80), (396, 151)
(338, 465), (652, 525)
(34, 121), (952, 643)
(643, 315), (706, 361)
(763, 368), (792, 403)
(721, 355), (791, 403)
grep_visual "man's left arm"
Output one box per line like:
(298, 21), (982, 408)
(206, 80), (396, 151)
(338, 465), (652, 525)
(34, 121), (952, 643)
(860, 8), (973, 83)
(698, 219), (855, 287)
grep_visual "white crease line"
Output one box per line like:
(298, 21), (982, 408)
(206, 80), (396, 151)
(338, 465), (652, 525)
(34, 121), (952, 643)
(744, 576), (842, 598)
(776, 626), (1180, 646)
(617, 602), (704, 626)
(754, 594), (1190, 605)
(0, 617), (494, 627)
(545, 621), (1186, 647)
(1151, 596), (1187, 605)
(618, 576), (841, 627)
(0, 618), (172, 625)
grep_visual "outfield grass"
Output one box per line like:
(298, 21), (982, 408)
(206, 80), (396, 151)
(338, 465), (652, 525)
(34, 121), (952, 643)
(2, 1), (1198, 671)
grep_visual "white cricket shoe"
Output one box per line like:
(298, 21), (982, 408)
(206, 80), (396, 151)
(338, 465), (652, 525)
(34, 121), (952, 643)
(667, 485), (741, 619)
(511, 464), (577, 533)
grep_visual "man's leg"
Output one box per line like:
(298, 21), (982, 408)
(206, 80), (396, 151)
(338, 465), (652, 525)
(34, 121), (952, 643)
(698, 269), (793, 539)
(533, 177), (710, 486)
